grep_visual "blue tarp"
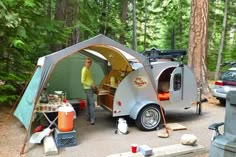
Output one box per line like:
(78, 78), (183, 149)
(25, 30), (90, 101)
(14, 67), (41, 130)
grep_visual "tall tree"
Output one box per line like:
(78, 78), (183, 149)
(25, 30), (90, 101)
(119, 0), (128, 44)
(65, 0), (80, 45)
(53, 0), (67, 51)
(53, 0), (80, 49)
(143, 0), (148, 50)
(99, 0), (108, 35)
(132, 0), (137, 51)
(214, 0), (228, 80)
(188, 0), (209, 94)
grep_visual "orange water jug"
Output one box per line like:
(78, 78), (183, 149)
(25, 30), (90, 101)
(58, 105), (74, 132)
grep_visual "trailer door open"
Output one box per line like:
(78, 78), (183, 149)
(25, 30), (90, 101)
(169, 66), (183, 103)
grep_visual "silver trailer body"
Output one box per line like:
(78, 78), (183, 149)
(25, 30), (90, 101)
(112, 61), (197, 117)
(113, 67), (158, 118)
(151, 61), (198, 110)
(98, 60), (198, 130)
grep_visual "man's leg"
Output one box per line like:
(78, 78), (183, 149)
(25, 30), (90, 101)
(87, 89), (96, 124)
(85, 89), (90, 121)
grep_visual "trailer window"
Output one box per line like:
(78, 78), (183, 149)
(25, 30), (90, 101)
(173, 74), (181, 91)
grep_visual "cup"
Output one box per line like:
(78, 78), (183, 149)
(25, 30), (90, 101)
(131, 144), (138, 153)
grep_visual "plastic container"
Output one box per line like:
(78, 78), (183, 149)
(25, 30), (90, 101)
(54, 128), (77, 147)
(110, 76), (116, 87)
(58, 105), (74, 132)
(117, 118), (128, 134)
(79, 100), (86, 110)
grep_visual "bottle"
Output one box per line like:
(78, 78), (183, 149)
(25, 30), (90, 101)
(110, 76), (115, 87)
(40, 88), (48, 103)
(62, 92), (67, 103)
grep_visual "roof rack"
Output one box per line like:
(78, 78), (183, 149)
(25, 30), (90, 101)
(142, 48), (187, 61)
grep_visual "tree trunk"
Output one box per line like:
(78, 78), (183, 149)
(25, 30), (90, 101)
(51, 0), (66, 51)
(99, 0), (108, 35)
(65, 0), (80, 45)
(188, 0), (209, 94)
(208, 1), (218, 63)
(55, 0), (65, 21)
(143, 0), (147, 50)
(119, 0), (128, 44)
(132, 0), (137, 51)
(47, 0), (52, 19)
(171, 27), (175, 49)
(214, 0), (228, 80)
(229, 0), (235, 48)
(53, 0), (80, 48)
(178, 1), (183, 48)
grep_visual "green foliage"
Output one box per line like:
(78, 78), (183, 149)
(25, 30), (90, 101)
(0, 73), (23, 105)
(0, 0), (69, 105)
(1, 0), (235, 105)
(208, 0), (236, 72)
(122, 0), (191, 53)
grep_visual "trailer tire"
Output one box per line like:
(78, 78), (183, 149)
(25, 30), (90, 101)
(135, 104), (162, 131)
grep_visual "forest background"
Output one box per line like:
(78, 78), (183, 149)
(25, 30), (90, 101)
(0, 0), (235, 105)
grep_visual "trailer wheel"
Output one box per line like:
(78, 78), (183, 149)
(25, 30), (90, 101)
(135, 105), (162, 131)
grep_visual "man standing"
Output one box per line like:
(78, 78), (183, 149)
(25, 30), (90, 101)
(81, 58), (96, 125)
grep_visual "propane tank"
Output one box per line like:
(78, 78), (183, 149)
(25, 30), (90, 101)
(117, 118), (128, 134)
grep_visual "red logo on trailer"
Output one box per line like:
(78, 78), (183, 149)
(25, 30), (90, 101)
(133, 76), (148, 88)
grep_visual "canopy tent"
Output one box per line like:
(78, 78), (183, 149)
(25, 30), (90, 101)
(46, 51), (106, 100)
(14, 34), (155, 132)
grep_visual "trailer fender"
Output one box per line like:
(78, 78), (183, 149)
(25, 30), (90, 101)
(129, 101), (158, 120)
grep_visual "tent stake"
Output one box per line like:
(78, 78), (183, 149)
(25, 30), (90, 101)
(20, 130), (28, 155)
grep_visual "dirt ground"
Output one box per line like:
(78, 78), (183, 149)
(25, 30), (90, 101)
(0, 105), (25, 157)
(0, 95), (221, 157)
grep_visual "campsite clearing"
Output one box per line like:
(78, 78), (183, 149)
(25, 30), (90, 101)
(0, 96), (223, 157)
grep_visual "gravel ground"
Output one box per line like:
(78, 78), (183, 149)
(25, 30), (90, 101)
(0, 96), (225, 157)
(0, 105), (25, 157)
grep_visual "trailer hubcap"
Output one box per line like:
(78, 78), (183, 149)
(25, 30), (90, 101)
(141, 108), (160, 129)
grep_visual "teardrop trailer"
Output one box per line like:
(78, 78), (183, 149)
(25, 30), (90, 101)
(96, 47), (202, 131)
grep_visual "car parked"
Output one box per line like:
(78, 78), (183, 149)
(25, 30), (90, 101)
(212, 67), (236, 104)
